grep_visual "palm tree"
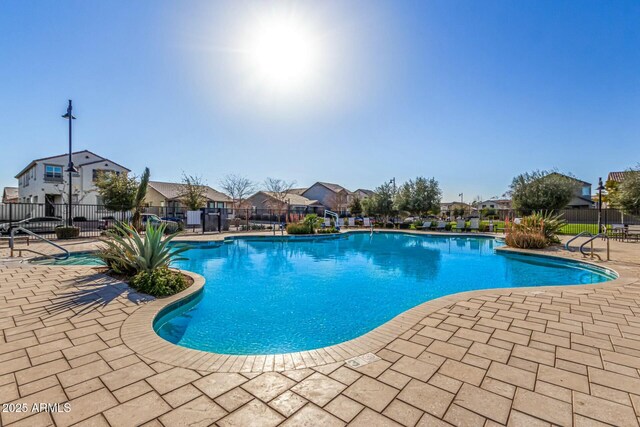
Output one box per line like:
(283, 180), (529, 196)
(131, 167), (150, 231)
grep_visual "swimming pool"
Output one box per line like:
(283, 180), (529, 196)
(153, 232), (615, 355)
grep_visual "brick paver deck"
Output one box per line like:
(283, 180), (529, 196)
(1, 233), (639, 426)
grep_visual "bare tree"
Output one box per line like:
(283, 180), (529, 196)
(264, 177), (296, 211)
(219, 174), (257, 209)
(177, 173), (208, 210)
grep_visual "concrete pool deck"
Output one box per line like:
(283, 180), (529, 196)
(1, 231), (639, 426)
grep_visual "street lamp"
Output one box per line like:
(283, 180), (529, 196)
(61, 100), (77, 227)
(597, 177), (605, 233)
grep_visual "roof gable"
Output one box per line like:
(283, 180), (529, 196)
(15, 150), (130, 178)
(546, 172), (591, 186)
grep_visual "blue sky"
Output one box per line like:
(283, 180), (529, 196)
(1, 0), (638, 202)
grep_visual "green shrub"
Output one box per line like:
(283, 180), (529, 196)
(97, 222), (189, 276)
(55, 226), (80, 239)
(444, 223), (452, 231)
(286, 223), (313, 235)
(129, 268), (188, 297)
(302, 214), (322, 230)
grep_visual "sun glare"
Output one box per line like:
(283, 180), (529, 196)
(241, 11), (322, 93)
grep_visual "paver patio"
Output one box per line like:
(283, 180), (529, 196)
(1, 233), (639, 426)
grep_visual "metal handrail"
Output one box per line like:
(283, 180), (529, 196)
(565, 231), (593, 252)
(579, 233), (609, 261)
(9, 227), (70, 260)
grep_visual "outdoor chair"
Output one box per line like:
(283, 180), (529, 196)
(469, 218), (480, 232)
(363, 218), (371, 227)
(435, 221), (446, 231)
(348, 217), (355, 227)
(456, 219), (466, 232)
(627, 225), (640, 242)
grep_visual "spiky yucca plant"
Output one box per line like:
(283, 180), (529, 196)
(97, 221), (189, 276)
(517, 211), (566, 243)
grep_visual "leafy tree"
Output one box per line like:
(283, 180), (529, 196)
(395, 177), (442, 216)
(178, 173), (208, 210)
(95, 171), (138, 211)
(611, 165), (640, 214)
(219, 174), (257, 209)
(604, 180), (620, 205)
(509, 170), (580, 213)
(368, 182), (396, 222)
(349, 196), (363, 216)
(131, 168), (150, 231)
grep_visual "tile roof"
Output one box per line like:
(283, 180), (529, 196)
(289, 188), (308, 196)
(607, 171), (631, 183)
(148, 181), (232, 202)
(262, 192), (322, 207)
(354, 189), (375, 197)
(315, 182), (351, 194)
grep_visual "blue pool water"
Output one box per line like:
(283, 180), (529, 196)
(153, 232), (615, 355)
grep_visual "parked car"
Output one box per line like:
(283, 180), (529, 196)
(0, 217), (64, 235)
(141, 213), (178, 228)
(160, 216), (183, 224)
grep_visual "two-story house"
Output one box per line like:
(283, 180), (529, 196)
(301, 182), (353, 214)
(546, 173), (594, 209)
(15, 150), (130, 215)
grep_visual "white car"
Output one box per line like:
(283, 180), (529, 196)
(0, 217), (64, 235)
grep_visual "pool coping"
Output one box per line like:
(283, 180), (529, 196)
(119, 232), (636, 373)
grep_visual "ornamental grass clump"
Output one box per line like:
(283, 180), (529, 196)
(97, 222), (190, 296)
(505, 211), (566, 249)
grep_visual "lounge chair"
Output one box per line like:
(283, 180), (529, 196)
(363, 217), (371, 227)
(456, 219), (466, 232)
(469, 218), (480, 232)
(348, 217), (355, 227)
(337, 218), (344, 227)
(435, 221), (446, 231)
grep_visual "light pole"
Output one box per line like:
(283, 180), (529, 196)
(597, 177), (604, 233)
(61, 100), (77, 227)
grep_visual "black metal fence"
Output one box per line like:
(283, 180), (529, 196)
(1, 202), (639, 239)
(0, 203), (328, 238)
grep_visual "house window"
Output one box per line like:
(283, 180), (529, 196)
(582, 186), (590, 197)
(44, 165), (63, 181)
(217, 202), (225, 208)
